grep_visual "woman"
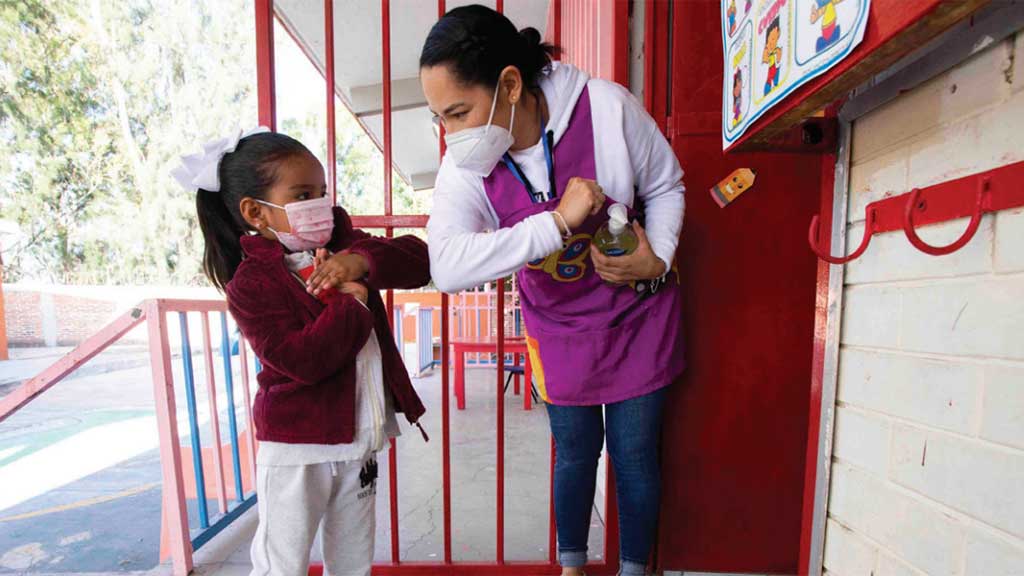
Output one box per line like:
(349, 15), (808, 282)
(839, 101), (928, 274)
(420, 6), (685, 576)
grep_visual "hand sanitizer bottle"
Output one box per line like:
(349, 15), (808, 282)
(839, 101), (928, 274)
(594, 203), (638, 256)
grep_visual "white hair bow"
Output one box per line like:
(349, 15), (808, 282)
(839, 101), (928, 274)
(172, 126), (271, 192)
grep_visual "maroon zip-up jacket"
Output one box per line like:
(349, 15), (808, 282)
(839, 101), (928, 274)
(226, 207), (428, 444)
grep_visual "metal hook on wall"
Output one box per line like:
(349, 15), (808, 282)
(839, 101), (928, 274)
(902, 177), (989, 256)
(808, 206), (877, 265)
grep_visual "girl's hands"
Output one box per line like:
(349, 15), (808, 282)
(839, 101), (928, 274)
(338, 282), (369, 305)
(306, 249), (370, 297)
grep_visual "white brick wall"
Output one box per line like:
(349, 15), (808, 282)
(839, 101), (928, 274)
(823, 35), (1024, 576)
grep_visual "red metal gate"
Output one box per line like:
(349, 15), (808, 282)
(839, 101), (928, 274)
(254, 1), (627, 574)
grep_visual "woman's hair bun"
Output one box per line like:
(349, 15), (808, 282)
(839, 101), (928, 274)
(421, 6), (559, 90)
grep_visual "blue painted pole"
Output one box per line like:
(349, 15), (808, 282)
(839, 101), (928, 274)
(179, 312), (209, 529)
(220, 312), (245, 502)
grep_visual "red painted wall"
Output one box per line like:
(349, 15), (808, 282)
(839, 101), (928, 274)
(653, 2), (825, 573)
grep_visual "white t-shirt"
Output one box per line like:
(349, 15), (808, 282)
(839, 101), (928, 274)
(257, 250), (401, 466)
(507, 138), (551, 201)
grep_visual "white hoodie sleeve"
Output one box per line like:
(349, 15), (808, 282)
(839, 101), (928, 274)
(587, 78), (685, 276)
(427, 160), (564, 294)
(622, 88), (686, 275)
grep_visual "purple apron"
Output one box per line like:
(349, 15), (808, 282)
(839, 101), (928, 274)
(483, 87), (685, 406)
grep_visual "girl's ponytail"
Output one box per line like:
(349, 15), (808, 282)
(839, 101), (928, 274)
(196, 188), (244, 291)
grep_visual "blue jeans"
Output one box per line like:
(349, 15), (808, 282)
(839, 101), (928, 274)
(546, 387), (668, 576)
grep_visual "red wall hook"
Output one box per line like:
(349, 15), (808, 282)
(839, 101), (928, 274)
(809, 160), (1024, 264)
(808, 206), (877, 265)
(903, 178), (989, 256)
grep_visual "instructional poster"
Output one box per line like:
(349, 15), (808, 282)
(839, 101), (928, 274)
(722, 0), (870, 149)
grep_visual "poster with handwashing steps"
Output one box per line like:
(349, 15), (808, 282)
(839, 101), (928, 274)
(722, 0), (870, 149)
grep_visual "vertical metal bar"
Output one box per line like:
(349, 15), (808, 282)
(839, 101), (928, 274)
(149, 304), (193, 575)
(802, 117), (851, 576)
(436, 0), (451, 559)
(496, 279), (505, 564)
(179, 312), (209, 529)
(237, 339), (258, 489)
(513, 352), (521, 395)
(388, 291), (399, 564)
(665, 0), (674, 118)
(643, 0), (655, 112)
(553, 0), (562, 58)
(200, 313), (228, 514)
(380, 0), (400, 562)
(570, 0), (576, 66)
(325, 0), (337, 204)
(382, 0), (393, 218)
(220, 313), (244, 502)
(255, 0), (276, 129)
(442, 295), (453, 564)
(588, 0), (595, 73)
(612, 0), (630, 85)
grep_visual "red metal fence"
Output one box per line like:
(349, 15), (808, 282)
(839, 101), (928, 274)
(254, 1), (625, 574)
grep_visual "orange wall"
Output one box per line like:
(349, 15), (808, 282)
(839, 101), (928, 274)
(394, 292), (442, 343)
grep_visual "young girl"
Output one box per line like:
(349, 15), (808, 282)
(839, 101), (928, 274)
(175, 128), (429, 576)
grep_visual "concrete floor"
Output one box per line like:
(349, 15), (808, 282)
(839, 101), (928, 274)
(191, 364), (608, 574)
(0, 349), (608, 574)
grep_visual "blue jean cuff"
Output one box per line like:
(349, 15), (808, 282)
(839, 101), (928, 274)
(619, 558), (647, 576)
(559, 549), (588, 568)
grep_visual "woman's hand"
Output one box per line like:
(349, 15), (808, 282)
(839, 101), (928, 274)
(591, 221), (667, 284)
(554, 177), (606, 230)
(339, 281), (369, 305)
(306, 250), (370, 297)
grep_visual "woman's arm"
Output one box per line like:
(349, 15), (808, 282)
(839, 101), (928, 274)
(625, 92), (686, 275)
(309, 208), (431, 292)
(427, 163), (565, 293)
(346, 232), (432, 291)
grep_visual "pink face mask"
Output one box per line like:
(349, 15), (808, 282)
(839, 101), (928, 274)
(257, 196), (334, 252)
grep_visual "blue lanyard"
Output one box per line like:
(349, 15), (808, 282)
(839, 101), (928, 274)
(502, 116), (556, 204)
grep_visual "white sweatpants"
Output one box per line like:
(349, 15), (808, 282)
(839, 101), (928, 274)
(249, 456), (378, 576)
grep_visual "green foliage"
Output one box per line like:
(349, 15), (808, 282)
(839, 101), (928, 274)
(0, 0), (428, 286)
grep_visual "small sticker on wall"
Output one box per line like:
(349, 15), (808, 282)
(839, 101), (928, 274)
(711, 168), (757, 207)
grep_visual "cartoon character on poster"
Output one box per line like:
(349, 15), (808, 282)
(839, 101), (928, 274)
(724, 0), (869, 149)
(810, 0), (845, 52)
(732, 69), (744, 123)
(761, 15), (783, 95)
(726, 21), (752, 128)
(795, 0), (863, 64)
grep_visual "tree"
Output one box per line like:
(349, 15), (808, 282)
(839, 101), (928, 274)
(0, 0), (119, 282)
(0, 0), (427, 286)
(1, 0), (257, 285)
